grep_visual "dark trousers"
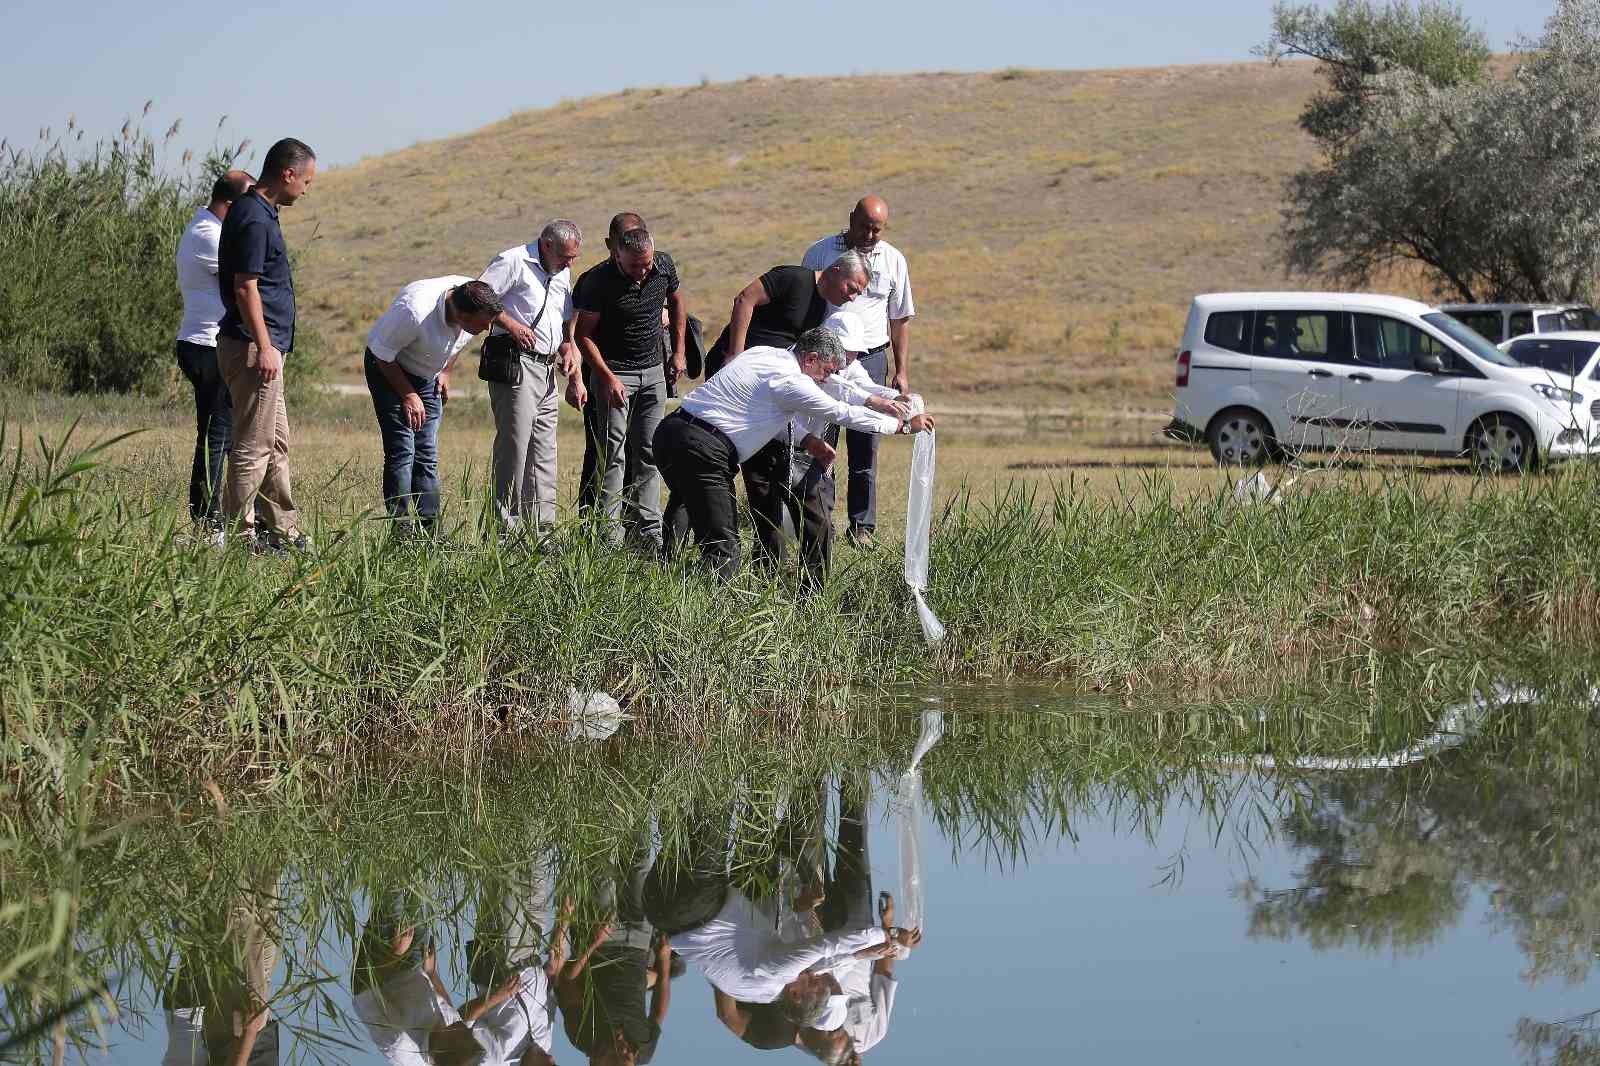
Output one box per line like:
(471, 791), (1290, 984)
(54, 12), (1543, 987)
(845, 347), (890, 532)
(818, 782), (873, 933)
(175, 340), (233, 526)
(742, 438), (835, 594)
(363, 350), (442, 525)
(655, 412), (740, 579)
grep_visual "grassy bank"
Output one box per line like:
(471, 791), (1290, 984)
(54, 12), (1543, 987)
(7, 412), (1600, 794)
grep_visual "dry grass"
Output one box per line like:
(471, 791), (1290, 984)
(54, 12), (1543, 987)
(282, 63), (1332, 407)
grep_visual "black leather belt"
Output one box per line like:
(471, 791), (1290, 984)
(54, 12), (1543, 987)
(865, 341), (890, 355)
(675, 410), (736, 452)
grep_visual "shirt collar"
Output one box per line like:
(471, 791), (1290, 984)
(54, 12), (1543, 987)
(432, 289), (454, 332)
(249, 189), (279, 219)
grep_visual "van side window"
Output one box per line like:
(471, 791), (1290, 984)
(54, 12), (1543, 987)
(1203, 311), (1252, 354)
(1451, 311), (1503, 342)
(1353, 314), (1444, 370)
(1251, 311), (1346, 361)
(1509, 311), (1533, 337)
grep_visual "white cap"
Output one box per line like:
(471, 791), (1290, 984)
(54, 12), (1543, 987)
(811, 994), (850, 1032)
(821, 309), (870, 354)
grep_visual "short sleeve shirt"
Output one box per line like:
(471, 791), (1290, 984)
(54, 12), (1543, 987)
(712, 265), (826, 354)
(218, 191), (296, 352)
(560, 945), (661, 1063)
(365, 275), (476, 379)
(800, 235), (914, 350)
(573, 253), (680, 373)
(478, 244), (573, 354)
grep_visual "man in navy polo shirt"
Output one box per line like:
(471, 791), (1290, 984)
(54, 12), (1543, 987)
(573, 219), (686, 554)
(216, 136), (316, 552)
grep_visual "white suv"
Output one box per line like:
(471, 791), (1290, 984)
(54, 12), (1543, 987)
(1168, 292), (1600, 472)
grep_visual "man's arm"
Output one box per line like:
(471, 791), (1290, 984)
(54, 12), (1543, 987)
(667, 290), (687, 377)
(649, 937), (672, 1026)
(232, 274), (282, 381)
(574, 311), (626, 409)
(712, 988), (749, 1038)
(889, 316), (912, 394)
(561, 921), (612, 982)
(368, 309), (427, 428)
(460, 970), (523, 1023)
(725, 278), (769, 360)
(480, 254), (539, 351)
(754, 923), (888, 984)
(772, 375), (903, 438)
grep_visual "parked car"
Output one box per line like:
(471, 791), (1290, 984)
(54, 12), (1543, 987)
(1168, 292), (1600, 472)
(1499, 331), (1600, 383)
(1439, 303), (1600, 344)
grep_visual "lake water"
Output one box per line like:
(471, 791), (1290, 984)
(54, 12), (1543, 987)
(6, 678), (1599, 1065)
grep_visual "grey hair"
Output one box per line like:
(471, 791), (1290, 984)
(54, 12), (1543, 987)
(826, 249), (869, 281)
(618, 227), (653, 254)
(539, 218), (582, 248)
(794, 327), (846, 369)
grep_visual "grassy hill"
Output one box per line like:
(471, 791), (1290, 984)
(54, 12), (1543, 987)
(285, 62), (1324, 407)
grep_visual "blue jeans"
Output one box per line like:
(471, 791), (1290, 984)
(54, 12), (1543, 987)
(175, 341), (233, 526)
(364, 350), (442, 525)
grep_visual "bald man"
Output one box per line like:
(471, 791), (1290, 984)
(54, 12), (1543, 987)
(801, 196), (915, 550)
(176, 168), (255, 538)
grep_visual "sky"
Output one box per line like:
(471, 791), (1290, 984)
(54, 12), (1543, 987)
(2, 0), (1559, 169)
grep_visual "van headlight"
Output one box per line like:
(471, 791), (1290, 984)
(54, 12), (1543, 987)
(1533, 383), (1583, 406)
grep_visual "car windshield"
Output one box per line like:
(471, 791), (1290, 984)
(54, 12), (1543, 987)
(1506, 337), (1600, 377)
(1422, 312), (1522, 367)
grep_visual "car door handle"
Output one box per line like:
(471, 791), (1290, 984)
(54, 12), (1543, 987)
(1347, 373), (1374, 383)
(1306, 369), (1334, 379)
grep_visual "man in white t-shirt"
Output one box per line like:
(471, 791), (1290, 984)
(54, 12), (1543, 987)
(174, 169), (254, 533)
(466, 856), (564, 1066)
(801, 196), (916, 550)
(352, 915), (489, 1066)
(478, 220), (583, 535)
(363, 278), (502, 532)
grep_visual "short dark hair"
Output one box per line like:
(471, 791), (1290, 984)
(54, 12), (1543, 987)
(210, 171), (251, 203)
(450, 280), (503, 316)
(609, 212), (645, 241)
(618, 227), (653, 254)
(260, 137), (316, 180)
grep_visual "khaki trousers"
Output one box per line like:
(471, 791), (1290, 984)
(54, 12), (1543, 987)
(488, 357), (560, 530)
(217, 336), (299, 538)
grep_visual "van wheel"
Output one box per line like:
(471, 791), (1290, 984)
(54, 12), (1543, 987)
(1206, 408), (1274, 467)
(1467, 414), (1536, 474)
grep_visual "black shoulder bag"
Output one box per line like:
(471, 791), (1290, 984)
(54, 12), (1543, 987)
(478, 277), (555, 388)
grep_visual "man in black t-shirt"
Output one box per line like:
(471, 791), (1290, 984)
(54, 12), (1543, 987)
(679, 254), (868, 580)
(574, 219), (686, 554)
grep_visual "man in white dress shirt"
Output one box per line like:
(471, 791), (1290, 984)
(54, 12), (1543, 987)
(478, 220), (583, 535)
(801, 196), (916, 550)
(352, 912), (490, 1066)
(364, 278), (502, 531)
(174, 169), (254, 532)
(652, 327), (932, 580)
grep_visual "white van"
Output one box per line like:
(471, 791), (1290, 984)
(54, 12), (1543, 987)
(1439, 303), (1600, 344)
(1168, 293), (1600, 472)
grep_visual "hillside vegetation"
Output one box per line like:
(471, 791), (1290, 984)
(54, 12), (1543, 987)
(286, 63), (1325, 406)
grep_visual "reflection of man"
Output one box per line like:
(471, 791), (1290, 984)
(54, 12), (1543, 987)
(557, 830), (671, 1064)
(351, 907), (487, 1065)
(162, 869), (282, 1065)
(801, 196), (915, 550)
(467, 857), (564, 1066)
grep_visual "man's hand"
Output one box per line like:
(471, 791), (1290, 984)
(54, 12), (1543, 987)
(559, 341), (579, 377)
(564, 374), (586, 412)
(603, 372), (627, 409)
(671, 348), (687, 380)
(907, 413), (935, 434)
(853, 940), (899, 961)
(801, 435), (836, 467)
(437, 372), (451, 406)
(402, 392), (427, 431)
(867, 396), (910, 419)
(794, 883), (826, 912)
(508, 320), (538, 352)
(492, 970), (524, 1003)
(256, 344), (284, 382)
(889, 927), (923, 950)
(891, 370), (909, 395)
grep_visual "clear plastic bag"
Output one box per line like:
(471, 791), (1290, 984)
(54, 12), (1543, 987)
(903, 396), (946, 644)
(891, 710), (945, 937)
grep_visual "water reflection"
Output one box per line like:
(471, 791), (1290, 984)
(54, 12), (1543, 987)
(9, 678), (1600, 1063)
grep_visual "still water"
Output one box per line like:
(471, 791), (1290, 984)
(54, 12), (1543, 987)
(7, 682), (1600, 1065)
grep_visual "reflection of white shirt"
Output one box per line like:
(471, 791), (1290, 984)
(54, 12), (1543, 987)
(176, 207), (225, 345)
(366, 275), (477, 379)
(680, 346), (898, 462)
(837, 958), (898, 1053)
(353, 968), (464, 1065)
(478, 244), (572, 355)
(162, 1006), (208, 1066)
(472, 966), (555, 1066)
(670, 887), (886, 1003)
(801, 235), (914, 349)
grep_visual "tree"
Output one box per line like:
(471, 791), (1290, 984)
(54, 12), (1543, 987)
(1262, 0), (1600, 304)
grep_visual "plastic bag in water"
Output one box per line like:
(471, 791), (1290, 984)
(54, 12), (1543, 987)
(564, 687), (628, 740)
(891, 710), (945, 940)
(903, 396), (946, 644)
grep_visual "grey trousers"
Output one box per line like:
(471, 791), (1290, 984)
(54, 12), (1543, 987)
(581, 363), (665, 550)
(488, 357), (561, 530)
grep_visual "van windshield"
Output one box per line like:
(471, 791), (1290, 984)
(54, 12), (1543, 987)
(1422, 312), (1522, 367)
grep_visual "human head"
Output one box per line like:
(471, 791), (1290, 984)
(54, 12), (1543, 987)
(844, 195), (889, 252)
(538, 218), (582, 273)
(448, 280), (504, 335)
(777, 970), (841, 1027)
(605, 212), (646, 256)
(259, 137), (317, 205)
(428, 1020), (487, 1066)
(793, 327), (847, 383)
(818, 250), (869, 306)
(615, 227), (654, 283)
(590, 1030), (637, 1066)
(798, 1026), (858, 1066)
(207, 168), (254, 219)
(820, 309), (869, 358)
